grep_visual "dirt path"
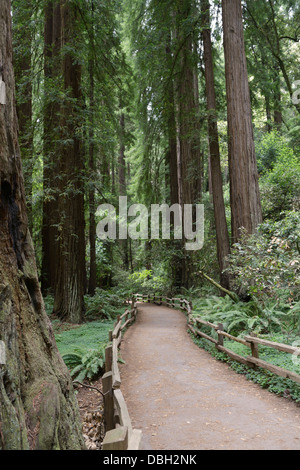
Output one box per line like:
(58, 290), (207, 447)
(119, 303), (300, 450)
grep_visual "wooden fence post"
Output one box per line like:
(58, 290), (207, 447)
(217, 323), (224, 347)
(102, 371), (114, 432)
(102, 426), (128, 451)
(105, 344), (113, 373)
(250, 332), (259, 358)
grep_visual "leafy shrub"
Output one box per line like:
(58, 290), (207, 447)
(257, 133), (300, 219)
(256, 130), (293, 175)
(84, 288), (126, 320)
(226, 212), (300, 306)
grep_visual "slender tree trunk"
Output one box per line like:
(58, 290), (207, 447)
(273, 67), (283, 130)
(265, 94), (272, 132)
(41, 0), (61, 293)
(53, 0), (86, 323)
(202, 0), (231, 289)
(222, 0), (262, 244)
(88, 0), (96, 296)
(119, 111), (129, 270)
(0, 0), (84, 449)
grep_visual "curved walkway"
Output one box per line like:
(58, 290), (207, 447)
(119, 303), (300, 450)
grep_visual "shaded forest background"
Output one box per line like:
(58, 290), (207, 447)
(12, 0), (299, 322)
(0, 0), (299, 451)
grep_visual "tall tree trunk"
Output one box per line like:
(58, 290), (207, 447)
(119, 111), (129, 270)
(88, 0), (96, 296)
(53, 0), (86, 323)
(222, 0), (262, 244)
(41, 0), (61, 293)
(0, 0), (84, 449)
(202, 0), (231, 289)
(273, 67), (283, 130)
(13, 0), (34, 231)
(173, 0), (203, 288)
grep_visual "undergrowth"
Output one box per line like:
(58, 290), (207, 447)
(54, 320), (114, 382)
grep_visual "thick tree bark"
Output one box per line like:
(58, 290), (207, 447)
(222, 0), (262, 243)
(53, 0), (86, 322)
(202, 0), (231, 289)
(0, 0), (84, 449)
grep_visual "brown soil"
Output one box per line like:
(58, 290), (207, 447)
(75, 378), (104, 450)
(119, 303), (300, 450)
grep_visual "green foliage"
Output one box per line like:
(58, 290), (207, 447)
(227, 212), (300, 306)
(191, 295), (287, 336)
(256, 132), (300, 219)
(84, 288), (126, 320)
(54, 319), (113, 381)
(256, 131), (295, 175)
(62, 348), (106, 382)
(127, 268), (171, 294)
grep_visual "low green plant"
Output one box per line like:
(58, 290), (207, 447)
(62, 347), (106, 382)
(54, 319), (114, 381)
(84, 288), (126, 320)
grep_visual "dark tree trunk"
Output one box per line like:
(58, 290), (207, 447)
(119, 111), (129, 270)
(53, 0), (86, 323)
(41, 0), (61, 293)
(13, 0), (34, 231)
(173, 0), (203, 288)
(202, 0), (231, 289)
(222, 0), (262, 244)
(0, 0), (84, 449)
(88, 0), (97, 296)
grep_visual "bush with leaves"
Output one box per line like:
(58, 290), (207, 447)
(84, 288), (127, 320)
(226, 212), (299, 307)
(257, 132), (300, 219)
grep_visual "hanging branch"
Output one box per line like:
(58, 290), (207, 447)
(198, 271), (239, 302)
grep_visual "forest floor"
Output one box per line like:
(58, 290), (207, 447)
(117, 303), (300, 450)
(76, 378), (105, 450)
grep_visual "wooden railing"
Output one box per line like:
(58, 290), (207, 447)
(102, 292), (300, 449)
(135, 293), (300, 385)
(102, 299), (142, 451)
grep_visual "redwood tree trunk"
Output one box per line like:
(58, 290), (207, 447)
(13, 0), (34, 231)
(202, 0), (231, 289)
(88, 1), (97, 296)
(41, 0), (61, 293)
(0, 0), (84, 449)
(222, 0), (262, 243)
(53, 0), (86, 322)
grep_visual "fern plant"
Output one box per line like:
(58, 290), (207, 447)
(192, 295), (287, 336)
(62, 346), (106, 382)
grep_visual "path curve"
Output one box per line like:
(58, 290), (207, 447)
(119, 303), (300, 450)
